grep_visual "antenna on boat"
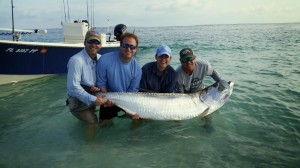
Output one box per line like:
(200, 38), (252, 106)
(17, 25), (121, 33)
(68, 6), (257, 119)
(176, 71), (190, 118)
(107, 19), (110, 33)
(62, 0), (70, 22)
(67, 0), (70, 22)
(92, 0), (95, 28)
(86, 0), (89, 29)
(86, 0), (95, 30)
(11, 0), (15, 41)
(62, 0), (67, 22)
(86, 0), (95, 29)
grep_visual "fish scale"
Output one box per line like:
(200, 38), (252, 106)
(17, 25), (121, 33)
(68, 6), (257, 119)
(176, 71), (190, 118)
(97, 80), (234, 120)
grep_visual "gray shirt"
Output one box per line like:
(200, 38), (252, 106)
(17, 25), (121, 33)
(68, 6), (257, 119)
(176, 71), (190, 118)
(175, 59), (221, 93)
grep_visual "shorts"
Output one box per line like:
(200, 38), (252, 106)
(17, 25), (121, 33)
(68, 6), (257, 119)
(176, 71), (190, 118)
(99, 106), (122, 120)
(66, 96), (98, 124)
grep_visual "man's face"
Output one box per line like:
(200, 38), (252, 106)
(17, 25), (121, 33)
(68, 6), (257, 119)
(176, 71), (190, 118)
(120, 37), (137, 62)
(84, 39), (101, 59)
(181, 57), (195, 73)
(156, 54), (172, 71)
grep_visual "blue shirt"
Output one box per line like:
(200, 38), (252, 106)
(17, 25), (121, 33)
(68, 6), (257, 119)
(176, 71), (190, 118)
(140, 61), (177, 93)
(96, 51), (142, 92)
(67, 49), (100, 105)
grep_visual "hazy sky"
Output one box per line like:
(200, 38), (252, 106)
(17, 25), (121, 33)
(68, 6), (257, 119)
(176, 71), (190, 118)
(0, 0), (299, 29)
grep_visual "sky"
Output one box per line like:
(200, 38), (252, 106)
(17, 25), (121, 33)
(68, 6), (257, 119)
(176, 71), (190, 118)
(0, 0), (300, 29)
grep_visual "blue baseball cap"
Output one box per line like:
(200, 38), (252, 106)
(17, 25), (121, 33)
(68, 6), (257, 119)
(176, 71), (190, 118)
(156, 44), (172, 57)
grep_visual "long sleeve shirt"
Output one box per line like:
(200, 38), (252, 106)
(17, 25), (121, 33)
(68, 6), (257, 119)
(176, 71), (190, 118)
(140, 61), (176, 93)
(67, 49), (100, 105)
(175, 59), (221, 93)
(96, 51), (142, 92)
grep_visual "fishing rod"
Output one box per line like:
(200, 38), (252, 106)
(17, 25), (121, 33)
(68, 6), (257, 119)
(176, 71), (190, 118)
(6, 0), (47, 41)
(11, 0), (15, 41)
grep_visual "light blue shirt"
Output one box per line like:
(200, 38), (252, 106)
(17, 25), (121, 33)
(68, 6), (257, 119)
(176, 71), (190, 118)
(67, 49), (100, 105)
(96, 51), (142, 92)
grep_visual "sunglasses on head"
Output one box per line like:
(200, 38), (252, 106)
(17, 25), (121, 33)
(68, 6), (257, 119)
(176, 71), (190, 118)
(89, 31), (99, 36)
(86, 40), (101, 45)
(180, 57), (195, 63)
(122, 44), (137, 50)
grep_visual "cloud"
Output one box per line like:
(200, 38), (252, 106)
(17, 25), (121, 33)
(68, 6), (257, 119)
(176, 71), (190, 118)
(144, 0), (204, 11)
(0, 0), (299, 29)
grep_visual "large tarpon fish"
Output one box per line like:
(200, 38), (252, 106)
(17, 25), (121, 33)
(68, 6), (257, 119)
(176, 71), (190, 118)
(97, 80), (234, 120)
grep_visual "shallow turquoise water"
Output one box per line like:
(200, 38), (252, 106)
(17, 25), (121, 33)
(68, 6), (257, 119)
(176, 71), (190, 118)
(0, 23), (300, 167)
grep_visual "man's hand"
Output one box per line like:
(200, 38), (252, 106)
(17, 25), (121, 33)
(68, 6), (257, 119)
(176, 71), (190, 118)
(95, 95), (114, 107)
(90, 86), (101, 93)
(95, 95), (105, 106)
(103, 99), (114, 107)
(132, 114), (140, 120)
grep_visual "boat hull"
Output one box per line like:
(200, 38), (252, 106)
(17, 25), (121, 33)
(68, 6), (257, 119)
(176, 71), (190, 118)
(0, 40), (119, 74)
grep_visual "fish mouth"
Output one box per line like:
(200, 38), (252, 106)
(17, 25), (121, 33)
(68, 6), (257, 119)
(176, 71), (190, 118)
(218, 80), (233, 91)
(228, 81), (234, 87)
(228, 81), (234, 94)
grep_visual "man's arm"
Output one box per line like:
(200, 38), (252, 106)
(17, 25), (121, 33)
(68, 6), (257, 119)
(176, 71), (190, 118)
(204, 60), (222, 82)
(211, 69), (221, 82)
(164, 68), (177, 93)
(100, 88), (108, 92)
(127, 64), (142, 92)
(174, 69), (185, 93)
(96, 57), (108, 89)
(67, 58), (96, 105)
(139, 67), (148, 92)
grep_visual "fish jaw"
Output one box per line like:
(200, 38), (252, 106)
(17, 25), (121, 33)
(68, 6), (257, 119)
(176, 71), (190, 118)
(200, 80), (234, 115)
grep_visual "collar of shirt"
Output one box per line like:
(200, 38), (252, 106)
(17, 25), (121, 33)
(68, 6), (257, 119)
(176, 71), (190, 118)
(151, 62), (169, 76)
(83, 49), (100, 66)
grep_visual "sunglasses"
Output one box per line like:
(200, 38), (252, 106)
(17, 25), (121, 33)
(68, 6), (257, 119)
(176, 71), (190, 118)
(86, 40), (101, 45)
(122, 44), (137, 50)
(180, 57), (195, 63)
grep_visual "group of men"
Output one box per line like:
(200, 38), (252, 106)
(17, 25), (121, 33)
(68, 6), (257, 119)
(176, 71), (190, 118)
(66, 30), (221, 126)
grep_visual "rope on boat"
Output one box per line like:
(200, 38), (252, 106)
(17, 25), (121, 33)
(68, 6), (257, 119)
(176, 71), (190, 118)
(0, 32), (33, 36)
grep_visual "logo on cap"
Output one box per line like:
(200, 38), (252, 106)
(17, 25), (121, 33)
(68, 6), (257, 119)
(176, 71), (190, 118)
(181, 49), (191, 55)
(85, 31), (101, 43)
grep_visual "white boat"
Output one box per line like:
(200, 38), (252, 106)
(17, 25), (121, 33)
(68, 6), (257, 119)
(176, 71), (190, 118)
(0, 0), (127, 85)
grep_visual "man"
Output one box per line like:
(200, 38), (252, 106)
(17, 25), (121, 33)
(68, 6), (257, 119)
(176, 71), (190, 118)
(67, 30), (110, 128)
(96, 32), (142, 120)
(140, 44), (176, 93)
(175, 48), (221, 93)
(175, 48), (221, 132)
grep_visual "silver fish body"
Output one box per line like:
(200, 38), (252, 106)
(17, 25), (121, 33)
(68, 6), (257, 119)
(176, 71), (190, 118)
(97, 80), (234, 120)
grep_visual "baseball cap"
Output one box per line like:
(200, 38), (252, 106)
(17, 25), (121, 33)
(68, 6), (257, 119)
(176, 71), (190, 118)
(179, 48), (196, 61)
(85, 30), (101, 43)
(156, 44), (172, 57)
